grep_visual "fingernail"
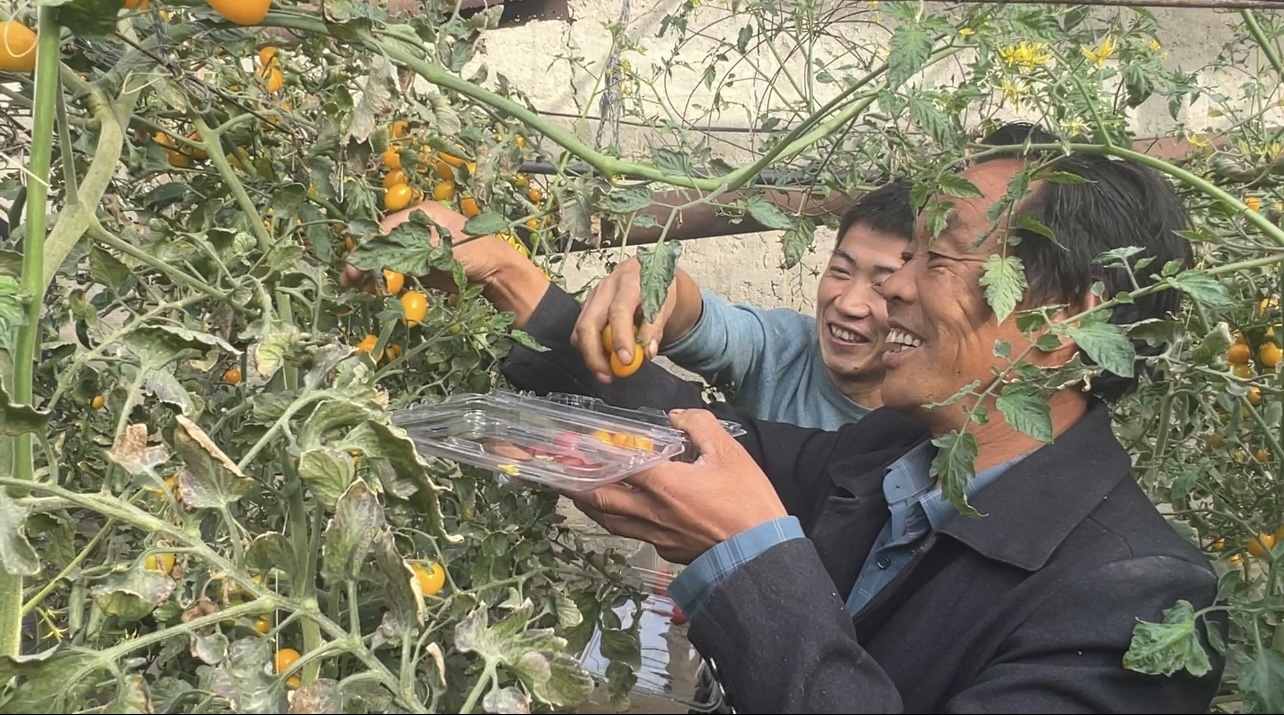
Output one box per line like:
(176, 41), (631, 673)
(618, 348), (633, 364)
(670, 408), (686, 416)
(648, 340), (659, 358)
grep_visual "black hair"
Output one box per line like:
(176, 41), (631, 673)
(834, 179), (916, 249)
(975, 122), (1193, 402)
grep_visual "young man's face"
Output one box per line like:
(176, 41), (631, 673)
(814, 222), (908, 398)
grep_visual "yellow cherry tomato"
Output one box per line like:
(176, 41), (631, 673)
(390, 119), (409, 139)
(414, 562), (447, 596)
(527, 187), (543, 203)
(1228, 343), (1251, 365)
(1260, 342), (1281, 369)
(92, 394), (106, 410)
(384, 184), (413, 212)
(383, 269), (405, 295)
(382, 170), (407, 189)
(1245, 196), (1262, 212)
(1249, 386), (1262, 405)
(262, 66), (284, 94)
(1233, 363), (1254, 380)
(224, 366), (242, 385)
(1248, 532), (1276, 559)
(274, 647), (300, 676)
(384, 344), (402, 362)
(432, 159), (453, 181)
(145, 552), (176, 574)
(432, 182), (456, 202)
(207, 0), (272, 25)
(609, 345), (645, 378)
(438, 151), (466, 167)
(258, 45), (278, 66)
(382, 147), (402, 170)
(401, 291), (428, 326)
(514, 135), (527, 148)
(460, 196), (481, 217)
(356, 334), (382, 361)
(513, 173), (529, 188)
(254, 616), (271, 635)
(0, 21), (37, 74)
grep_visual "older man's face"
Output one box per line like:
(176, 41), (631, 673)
(877, 160), (1046, 431)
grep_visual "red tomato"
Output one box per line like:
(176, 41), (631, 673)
(671, 603), (687, 626)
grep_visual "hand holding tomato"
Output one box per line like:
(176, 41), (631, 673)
(570, 409), (787, 565)
(572, 256), (679, 384)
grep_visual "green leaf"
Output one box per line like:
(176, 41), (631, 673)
(463, 212), (509, 237)
(91, 565), (175, 621)
(252, 324), (305, 382)
(0, 381), (51, 437)
(455, 601), (595, 708)
(104, 423), (172, 475)
(908, 96), (952, 145)
(90, 245), (130, 294)
(298, 448), (357, 509)
(300, 400), (377, 451)
(653, 148), (693, 177)
(1036, 170), (1091, 184)
(780, 221), (815, 269)
(203, 637), (287, 714)
(601, 186), (654, 214)
(995, 383), (1053, 443)
(745, 194), (795, 230)
(1164, 270), (1235, 313)
(348, 211), (455, 277)
(930, 430), (980, 518)
(125, 326), (240, 369)
(271, 184), (308, 218)
(1241, 645), (1284, 713)
(245, 532), (298, 579)
(428, 93), (463, 136)
(372, 530), (425, 641)
(887, 25), (932, 87)
(1123, 599), (1212, 678)
(0, 646), (102, 712)
(174, 415), (253, 509)
(1059, 318), (1136, 378)
(322, 479), (385, 583)
(0, 488), (39, 576)
(50, 0), (122, 37)
(103, 674), (153, 714)
(637, 242), (682, 324)
(936, 174), (983, 199)
(1011, 214), (1063, 249)
(978, 254), (1027, 323)
(346, 55), (397, 144)
(144, 368), (194, 415)
(190, 632), (229, 666)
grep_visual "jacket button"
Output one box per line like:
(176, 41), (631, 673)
(876, 554), (891, 569)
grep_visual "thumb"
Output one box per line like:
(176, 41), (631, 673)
(669, 409), (740, 465)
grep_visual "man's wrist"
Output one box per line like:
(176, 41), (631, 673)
(478, 255), (551, 330)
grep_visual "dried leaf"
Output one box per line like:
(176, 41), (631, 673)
(105, 424), (171, 475)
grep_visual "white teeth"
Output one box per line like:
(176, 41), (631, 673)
(830, 325), (860, 343)
(887, 329), (922, 352)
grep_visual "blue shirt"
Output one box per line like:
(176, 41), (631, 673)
(669, 443), (1029, 619)
(661, 290), (872, 431)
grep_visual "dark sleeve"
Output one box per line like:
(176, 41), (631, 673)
(689, 546), (1224, 714)
(499, 285), (841, 517)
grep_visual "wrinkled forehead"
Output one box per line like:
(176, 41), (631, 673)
(912, 160), (1029, 255)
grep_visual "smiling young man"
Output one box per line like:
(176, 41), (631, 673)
(572, 181), (913, 431)
(459, 122), (1225, 713)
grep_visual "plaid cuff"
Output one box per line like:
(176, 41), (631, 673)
(669, 516), (804, 619)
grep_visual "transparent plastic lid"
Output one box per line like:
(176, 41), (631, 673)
(576, 567), (721, 713)
(392, 391), (712, 493)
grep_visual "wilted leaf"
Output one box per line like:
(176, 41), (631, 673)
(298, 448), (357, 508)
(554, 593), (583, 629)
(1123, 599), (1212, 678)
(174, 415), (253, 508)
(105, 424), (172, 475)
(0, 488), (39, 576)
(483, 685), (530, 714)
(637, 243), (682, 325)
(0, 645), (102, 712)
(246, 532), (298, 579)
(91, 566), (175, 621)
(424, 642), (447, 685)
(305, 344), (358, 389)
(780, 221), (815, 270)
(652, 148), (692, 177)
(253, 325), (306, 382)
(207, 637), (286, 714)
(347, 55), (397, 143)
(322, 480), (385, 583)
(143, 369), (193, 415)
(299, 399), (376, 450)
(428, 93), (463, 135)
(1241, 645), (1284, 713)
(90, 244), (131, 294)
(372, 530), (425, 640)
(190, 631), (229, 665)
(125, 326), (239, 369)
(995, 383), (1053, 443)
(979, 254), (1027, 323)
(336, 420), (435, 485)
(600, 186), (653, 214)
(288, 679), (342, 714)
(455, 602), (595, 708)
(102, 673), (153, 714)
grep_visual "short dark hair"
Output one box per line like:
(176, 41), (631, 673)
(974, 122), (1192, 402)
(834, 179), (915, 249)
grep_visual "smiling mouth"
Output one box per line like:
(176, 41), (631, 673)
(827, 323), (870, 345)
(887, 328), (923, 352)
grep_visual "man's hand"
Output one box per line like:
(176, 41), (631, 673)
(572, 257), (703, 384)
(337, 200), (511, 295)
(570, 409), (787, 565)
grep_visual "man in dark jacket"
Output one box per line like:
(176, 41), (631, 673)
(345, 123), (1225, 713)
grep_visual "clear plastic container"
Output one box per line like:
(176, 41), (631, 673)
(393, 391), (717, 493)
(576, 567), (722, 714)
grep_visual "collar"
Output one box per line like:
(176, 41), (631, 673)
(937, 398), (1132, 571)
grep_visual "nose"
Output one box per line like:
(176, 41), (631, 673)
(877, 262), (914, 306)
(832, 281), (875, 319)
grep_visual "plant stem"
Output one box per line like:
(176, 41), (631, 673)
(1, 6), (62, 661)
(56, 91), (79, 201)
(88, 222), (232, 303)
(459, 665), (494, 714)
(194, 118), (274, 253)
(21, 519), (114, 615)
(1242, 10), (1284, 79)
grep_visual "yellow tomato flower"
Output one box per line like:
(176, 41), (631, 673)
(1081, 36), (1116, 68)
(999, 41), (1051, 70)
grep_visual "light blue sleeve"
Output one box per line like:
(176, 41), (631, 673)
(667, 516), (805, 619)
(660, 290), (814, 399)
